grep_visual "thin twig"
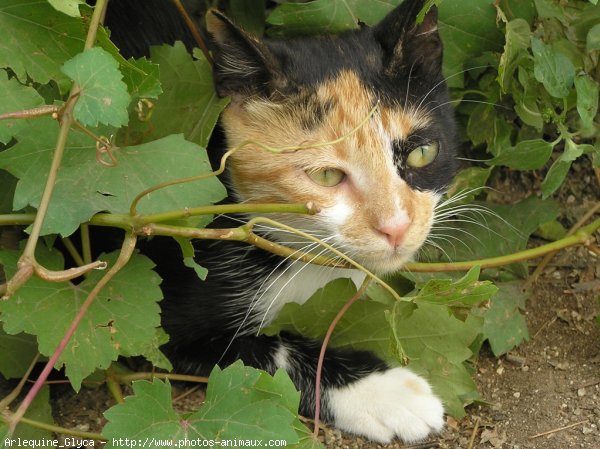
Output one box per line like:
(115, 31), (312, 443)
(8, 232), (137, 434)
(171, 0), (213, 65)
(467, 417), (480, 449)
(312, 278), (371, 438)
(529, 420), (588, 439)
(115, 372), (209, 384)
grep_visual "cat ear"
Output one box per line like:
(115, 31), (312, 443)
(373, 0), (442, 77)
(206, 10), (286, 97)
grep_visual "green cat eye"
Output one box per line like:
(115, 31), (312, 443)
(406, 142), (439, 168)
(306, 168), (346, 187)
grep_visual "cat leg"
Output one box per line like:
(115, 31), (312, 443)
(222, 332), (444, 444)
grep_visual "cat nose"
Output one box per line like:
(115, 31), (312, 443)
(377, 221), (411, 248)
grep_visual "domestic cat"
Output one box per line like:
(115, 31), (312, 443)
(107, 0), (457, 443)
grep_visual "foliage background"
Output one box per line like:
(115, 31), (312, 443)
(0, 0), (598, 445)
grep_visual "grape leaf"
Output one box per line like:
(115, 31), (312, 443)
(0, 0), (87, 93)
(0, 118), (226, 236)
(61, 47), (131, 127)
(0, 247), (168, 390)
(103, 364), (310, 445)
(0, 70), (45, 144)
(0, 326), (38, 379)
(410, 266), (498, 307)
(48, 0), (84, 17)
(122, 43), (229, 149)
(482, 282), (529, 356)
(267, 0), (402, 34)
(388, 302), (483, 418)
(263, 278), (394, 362)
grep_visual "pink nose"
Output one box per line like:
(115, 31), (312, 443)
(377, 221), (411, 247)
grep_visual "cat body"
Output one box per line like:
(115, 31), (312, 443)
(107, 0), (457, 442)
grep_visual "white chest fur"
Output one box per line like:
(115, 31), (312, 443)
(253, 262), (366, 330)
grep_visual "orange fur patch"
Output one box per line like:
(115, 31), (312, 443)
(221, 71), (437, 273)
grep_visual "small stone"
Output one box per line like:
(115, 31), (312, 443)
(496, 365), (505, 375)
(577, 388), (586, 397)
(582, 427), (594, 435)
(513, 392), (521, 398)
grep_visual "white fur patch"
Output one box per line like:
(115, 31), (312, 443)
(256, 263), (366, 328)
(321, 200), (353, 226)
(327, 367), (444, 443)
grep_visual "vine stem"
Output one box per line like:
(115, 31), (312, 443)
(312, 278), (371, 439)
(8, 233), (137, 435)
(4, 0), (108, 299)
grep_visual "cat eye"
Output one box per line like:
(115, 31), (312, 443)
(306, 168), (346, 187)
(406, 142), (439, 168)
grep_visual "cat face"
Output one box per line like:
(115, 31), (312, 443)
(208, 0), (457, 274)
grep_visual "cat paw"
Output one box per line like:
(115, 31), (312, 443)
(327, 367), (444, 443)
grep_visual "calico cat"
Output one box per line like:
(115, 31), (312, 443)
(107, 0), (457, 443)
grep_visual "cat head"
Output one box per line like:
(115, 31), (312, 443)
(206, 0), (457, 274)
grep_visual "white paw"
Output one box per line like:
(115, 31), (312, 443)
(327, 367), (444, 443)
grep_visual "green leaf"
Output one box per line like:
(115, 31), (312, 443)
(410, 266), (498, 308)
(0, 70), (45, 144)
(0, 170), (18, 213)
(0, 0), (87, 93)
(574, 74), (599, 128)
(0, 118), (226, 236)
(497, 0), (536, 24)
(533, 0), (567, 24)
(482, 282), (529, 356)
(0, 386), (54, 441)
(446, 167), (492, 204)
(103, 364), (306, 444)
(438, 0), (504, 88)
(498, 18), (531, 93)
(61, 47), (131, 127)
(490, 138), (554, 170)
(48, 0), (84, 17)
(0, 247), (167, 390)
(429, 196), (560, 277)
(263, 278), (393, 362)
(513, 69), (544, 130)
(388, 302), (483, 418)
(120, 57), (162, 99)
(267, 0), (402, 35)
(0, 326), (38, 379)
(587, 23), (600, 51)
(229, 0), (267, 37)
(122, 43), (228, 149)
(531, 37), (575, 98)
(176, 237), (208, 281)
(541, 138), (585, 198)
(191, 364), (299, 441)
